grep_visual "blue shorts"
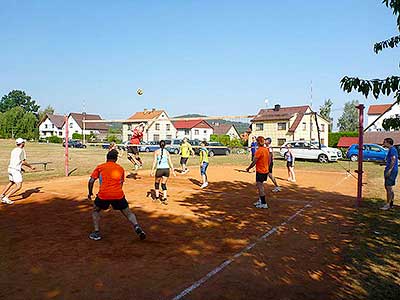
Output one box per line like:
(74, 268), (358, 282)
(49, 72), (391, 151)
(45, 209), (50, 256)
(200, 162), (209, 175)
(385, 170), (398, 187)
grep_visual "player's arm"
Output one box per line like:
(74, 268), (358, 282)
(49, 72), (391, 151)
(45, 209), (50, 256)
(246, 156), (258, 172)
(386, 154), (396, 177)
(190, 145), (195, 156)
(88, 177), (96, 200)
(150, 151), (157, 176)
(22, 160), (35, 170)
(168, 154), (176, 176)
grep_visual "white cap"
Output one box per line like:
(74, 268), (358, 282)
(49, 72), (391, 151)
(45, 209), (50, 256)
(16, 138), (26, 145)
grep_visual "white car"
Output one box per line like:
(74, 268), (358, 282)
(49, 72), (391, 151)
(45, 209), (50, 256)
(280, 141), (339, 163)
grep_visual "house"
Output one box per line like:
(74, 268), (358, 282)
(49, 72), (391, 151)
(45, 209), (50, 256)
(65, 113), (108, 140)
(250, 104), (330, 147)
(211, 123), (240, 140)
(122, 109), (177, 142)
(39, 114), (66, 138)
(367, 103), (400, 131)
(173, 119), (213, 141)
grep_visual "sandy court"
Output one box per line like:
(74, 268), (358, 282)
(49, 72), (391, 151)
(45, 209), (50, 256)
(0, 165), (357, 300)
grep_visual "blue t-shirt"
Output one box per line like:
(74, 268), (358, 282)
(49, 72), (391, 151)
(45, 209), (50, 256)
(251, 142), (258, 155)
(385, 146), (398, 173)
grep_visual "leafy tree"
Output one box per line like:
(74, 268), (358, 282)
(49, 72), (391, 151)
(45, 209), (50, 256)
(0, 106), (38, 139)
(341, 1), (400, 103)
(383, 116), (400, 130)
(38, 105), (55, 122)
(319, 99), (333, 131)
(337, 100), (359, 132)
(0, 90), (40, 113)
(210, 134), (230, 145)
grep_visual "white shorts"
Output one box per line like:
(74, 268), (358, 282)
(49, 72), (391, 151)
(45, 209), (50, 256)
(8, 168), (23, 183)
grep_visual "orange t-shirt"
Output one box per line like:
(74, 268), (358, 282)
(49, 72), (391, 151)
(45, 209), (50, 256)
(90, 162), (125, 200)
(255, 146), (270, 174)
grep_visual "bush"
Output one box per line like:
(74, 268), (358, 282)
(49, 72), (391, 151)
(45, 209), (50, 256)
(46, 136), (63, 143)
(210, 134), (230, 146)
(107, 135), (122, 143)
(328, 131), (358, 147)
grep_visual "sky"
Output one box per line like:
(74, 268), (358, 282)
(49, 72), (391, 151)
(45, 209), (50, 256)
(0, 0), (399, 125)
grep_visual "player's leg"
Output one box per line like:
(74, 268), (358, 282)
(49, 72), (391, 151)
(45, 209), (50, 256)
(154, 176), (162, 199)
(200, 163), (208, 188)
(3, 170), (23, 204)
(89, 200), (105, 240)
(1, 181), (14, 200)
(160, 176), (169, 204)
(290, 166), (296, 182)
(255, 181), (268, 209)
(120, 207), (146, 240)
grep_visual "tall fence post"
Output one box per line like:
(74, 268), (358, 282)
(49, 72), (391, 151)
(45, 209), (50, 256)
(65, 115), (69, 177)
(356, 104), (364, 207)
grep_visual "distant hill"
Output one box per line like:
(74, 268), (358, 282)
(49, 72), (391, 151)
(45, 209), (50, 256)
(173, 114), (250, 134)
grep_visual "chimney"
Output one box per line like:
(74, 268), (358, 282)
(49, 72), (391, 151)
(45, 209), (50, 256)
(152, 108), (156, 112)
(274, 104), (281, 111)
(144, 108), (148, 114)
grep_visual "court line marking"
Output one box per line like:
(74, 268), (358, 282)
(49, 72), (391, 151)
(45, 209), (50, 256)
(170, 203), (312, 300)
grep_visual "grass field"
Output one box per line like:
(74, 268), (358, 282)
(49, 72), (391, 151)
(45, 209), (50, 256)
(0, 139), (399, 299)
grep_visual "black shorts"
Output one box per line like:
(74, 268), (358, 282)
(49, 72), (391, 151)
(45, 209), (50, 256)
(287, 161), (293, 168)
(127, 146), (139, 155)
(269, 162), (274, 173)
(156, 168), (170, 178)
(180, 157), (189, 165)
(94, 196), (129, 210)
(256, 172), (269, 183)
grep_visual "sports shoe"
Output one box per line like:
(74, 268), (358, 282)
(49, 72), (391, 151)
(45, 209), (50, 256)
(1, 197), (14, 205)
(253, 200), (261, 206)
(380, 203), (391, 210)
(135, 226), (146, 240)
(390, 201), (394, 209)
(272, 187), (282, 192)
(160, 198), (168, 205)
(89, 231), (102, 241)
(255, 203), (269, 209)
(200, 182), (208, 189)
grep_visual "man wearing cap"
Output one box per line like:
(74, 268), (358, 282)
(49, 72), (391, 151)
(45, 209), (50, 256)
(1, 138), (35, 205)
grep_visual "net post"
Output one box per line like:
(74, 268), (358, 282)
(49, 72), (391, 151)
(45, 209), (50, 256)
(356, 104), (364, 207)
(65, 115), (69, 177)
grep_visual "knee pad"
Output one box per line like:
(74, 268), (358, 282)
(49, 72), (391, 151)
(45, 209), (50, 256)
(155, 182), (160, 190)
(161, 183), (167, 191)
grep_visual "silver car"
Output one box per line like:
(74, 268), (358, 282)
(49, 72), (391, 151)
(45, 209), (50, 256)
(280, 141), (339, 163)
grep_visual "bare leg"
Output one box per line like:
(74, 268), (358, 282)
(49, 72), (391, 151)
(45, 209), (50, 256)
(5, 182), (22, 198)
(155, 177), (162, 198)
(1, 182), (14, 197)
(287, 167), (291, 180)
(268, 173), (278, 187)
(92, 205), (102, 232)
(202, 174), (207, 184)
(120, 207), (138, 226)
(290, 167), (296, 182)
(386, 186), (394, 204)
(161, 177), (169, 199)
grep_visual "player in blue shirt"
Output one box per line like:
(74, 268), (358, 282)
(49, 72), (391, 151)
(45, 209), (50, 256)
(381, 138), (398, 210)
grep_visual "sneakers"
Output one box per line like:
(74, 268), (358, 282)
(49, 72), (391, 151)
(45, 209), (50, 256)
(253, 200), (261, 206)
(255, 203), (269, 209)
(1, 197), (14, 205)
(200, 182), (208, 189)
(160, 198), (168, 205)
(182, 169), (189, 174)
(135, 226), (146, 240)
(272, 187), (282, 193)
(380, 203), (391, 210)
(89, 231), (102, 241)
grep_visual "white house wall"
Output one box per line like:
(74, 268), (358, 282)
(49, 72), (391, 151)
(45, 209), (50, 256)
(39, 118), (64, 138)
(367, 104), (400, 131)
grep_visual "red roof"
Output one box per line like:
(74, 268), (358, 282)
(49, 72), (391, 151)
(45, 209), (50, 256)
(173, 119), (212, 129)
(128, 109), (164, 120)
(367, 104), (392, 115)
(69, 113), (108, 131)
(337, 137), (359, 148)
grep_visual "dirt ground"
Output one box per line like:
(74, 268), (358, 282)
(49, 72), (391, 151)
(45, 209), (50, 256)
(0, 165), (358, 300)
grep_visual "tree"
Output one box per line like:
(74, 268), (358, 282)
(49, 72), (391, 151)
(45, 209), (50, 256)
(319, 99), (333, 131)
(0, 106), (38, 139)
(0, 90), (40, 114)
(38, 105), (55, 122)
(383, 116), (400, 130)
(337, 100), (359, 132)
(341, 1), (400, 103)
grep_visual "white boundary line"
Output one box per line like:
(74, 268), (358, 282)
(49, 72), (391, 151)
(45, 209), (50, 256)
(170, 203), (312, 300)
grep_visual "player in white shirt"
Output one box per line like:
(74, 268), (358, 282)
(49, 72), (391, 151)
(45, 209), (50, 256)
(0, 138), (35, 204)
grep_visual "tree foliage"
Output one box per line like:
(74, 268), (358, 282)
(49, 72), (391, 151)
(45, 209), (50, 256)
(38, 105), (55, 122)
(337, 100), (359, 132)
(383, 116), (400, 130)
(319, 99), (333, 131)
(0, 90), (40, 113)
(328, 131), (359, 147)
(341, 0), (400, 102)
(0, 106), (38, 139)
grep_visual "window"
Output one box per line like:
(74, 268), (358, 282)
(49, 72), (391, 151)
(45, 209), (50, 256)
(299, 138), (305, 141)
(277, 122), (287, 130)
(166, 124), (170, 131)
(69, 122), (73, 128)
(255, 123), (263, 131)
(153, 134), (160, 141)
(184, 129), (190, 135)
(155, 123), (160, 130)
(321, 124), (325, 132)
(277, 138), (286, 146)
(52, 124), (54, 129)
(204, 130), (207, 134)
(302, 122), (306, 131)
(369, 145), (382, 152)
(321, 138), (325, 145)
(194, 129), (199, 135)
(45, 124), (48, 129)
(166, 135), (172, 140)
(58, 132), (62, 136)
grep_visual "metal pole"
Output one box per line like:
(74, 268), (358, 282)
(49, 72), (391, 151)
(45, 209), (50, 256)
(356, 104), (364, 207)
(65, 115), (69, 176)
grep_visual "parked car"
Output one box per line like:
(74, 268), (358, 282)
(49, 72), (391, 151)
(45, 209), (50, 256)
(194, 142), (231, 157)
(166, 139), (182, 154)
(62, 139), (87, 148)
(346, 143), (388, 162)
(280, 141), (338, 163)
(139, 141), (160, 152)
(311, 141), (343, 159)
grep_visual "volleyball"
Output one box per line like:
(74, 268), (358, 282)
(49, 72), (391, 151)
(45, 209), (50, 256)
(137, 88), (144, 96)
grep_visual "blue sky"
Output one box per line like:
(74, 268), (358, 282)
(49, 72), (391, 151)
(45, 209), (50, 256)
(0, 0), (398, 124)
